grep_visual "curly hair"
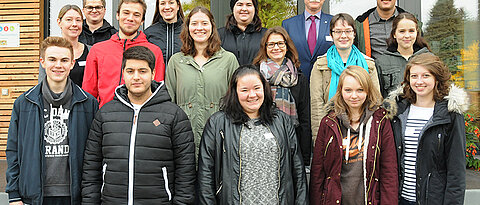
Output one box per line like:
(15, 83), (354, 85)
(402, 53), (451, 103)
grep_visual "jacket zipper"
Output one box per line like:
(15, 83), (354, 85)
(425, 173), (432, 203)
(216, 181), (223, 196)
(127, 108), (140, 205)
(119, 39), (128, 85)
(220, 130), (226, 153)
(237, 125), (244, 204)
(101, 163), (107, 193)
(324, 136), (333, 156)
(366, 115), (386, 201)
(162, 167), (172, 201)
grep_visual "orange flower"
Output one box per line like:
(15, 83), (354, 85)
(471, 118), (475, 122)
(466, 122), (469, 126)
(468, 114), (471, 118)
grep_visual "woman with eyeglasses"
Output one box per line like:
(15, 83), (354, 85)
(145, 0), (184, 66)
(310, 13), (380, 143)
(252, 26), (312, 167)
(310, 66), (398, 205)
(38, 5), (89, 87)
(375, 13), (431, 98)
(218, 0), (267, 65)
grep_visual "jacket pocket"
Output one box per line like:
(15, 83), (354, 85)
(216, 181), (223, 196)
(425, 173), (431, 204)
(162, 167), (172, 201)
(101, 163), (107, 193)
(324, 136), (334, 156)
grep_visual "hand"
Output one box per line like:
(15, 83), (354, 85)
(10, 201), (23, 205)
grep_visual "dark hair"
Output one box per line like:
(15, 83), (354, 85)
(402, 53), (451, 103)
(117, 0), (147, 21)
(225, 0), (262, 32)
(220, 65), (275, 124)
(151, 0), (184, 24)
(40, 37), (73, 59)
(122, 46), (156, 72)
(386, 12), (430, 52)
(180, 6), (221, 58)
(83, 0), (106, 7)
(252, 26), (300, 68)
(330, 13), (356, 36)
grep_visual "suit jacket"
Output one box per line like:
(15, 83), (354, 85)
(282, 12), (333, 79)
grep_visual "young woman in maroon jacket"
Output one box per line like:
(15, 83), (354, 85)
(310, 66), (398, 205)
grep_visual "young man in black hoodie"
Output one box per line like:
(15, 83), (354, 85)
(79, 0), (117, 45)
(6, 36), (99, 205)
(82, 46), (196, 205)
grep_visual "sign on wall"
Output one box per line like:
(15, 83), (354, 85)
(0, 23), (20, 47)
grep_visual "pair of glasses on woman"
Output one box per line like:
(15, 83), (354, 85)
(266, 41), (286, 49)
(332, 29), (354, 35)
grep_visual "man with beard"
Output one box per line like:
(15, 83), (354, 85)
(355, 0), (410, 59)
(82, 0), (165, 107)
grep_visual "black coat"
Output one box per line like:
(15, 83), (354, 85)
(6, 81), (98, 205)
(390, 85), (467, 205)
(144, 19), (183, 67)
(82, 81), (196, 205)
(78, 19), (117, 46)
(197, 111), (308, 204)
(218, 24), (267, 65)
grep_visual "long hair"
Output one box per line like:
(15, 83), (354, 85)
(225, 0), (262, 32)
(331, 66), (383, 120)
(252, 26), (300, 68)
(386, 12), (430, 52)
(402, 53), (451, 104)
(180, 6), (221, 58)
(151, 0), (184, 24)
(58, 4), (83, 20)
(220, 65), (276, 125)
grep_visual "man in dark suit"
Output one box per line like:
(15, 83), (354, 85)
(282, 0), (333, 79)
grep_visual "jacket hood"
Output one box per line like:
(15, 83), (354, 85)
(82, 19), (115, 33)
(387, 84), (470, 115)
(356, 6), (406, 22)
(155, 17), (183, 27)
(319, 98), (396, 121)
(25, 79), (91, 105)
(114, 80), (170, 107)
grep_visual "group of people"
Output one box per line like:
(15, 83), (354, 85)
(5, 0), (469, 204)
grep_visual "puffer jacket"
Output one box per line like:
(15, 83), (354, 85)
(144, 18), (183, 67)
(218, 24), (267, 65)
(389, 84), (468, 205)
(310, 102), (398, 205)
(375, 46), (430, 97)
(82, 81), (196, 205)
(82, 31), (165, 107)
(197, 111), (308, 205)
(79, 19), (117, 46)
(6, 81), (98, 205)
(310, 54), (380, 144)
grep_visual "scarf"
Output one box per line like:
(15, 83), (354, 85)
(326, 45), (369, 100)
(260, 58), (299, 126)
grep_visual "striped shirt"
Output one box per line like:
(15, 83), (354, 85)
(401, 105), (434, 202)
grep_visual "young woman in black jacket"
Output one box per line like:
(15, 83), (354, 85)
(144, 0), (184, 66)
(389, 53), (468, 205)
(218, 0), (267, 65)
(197, 65), (308, 204)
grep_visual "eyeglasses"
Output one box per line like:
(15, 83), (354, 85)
(266, 41), (286, 49)
(85, 6), (104, 11)
(332, 29), (354, 35)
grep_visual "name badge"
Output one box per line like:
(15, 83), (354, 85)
(325, 36), (333, 42)
(264, 133), (274, 139)
(78, 61), (86, 66)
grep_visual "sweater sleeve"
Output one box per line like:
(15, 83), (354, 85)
(153, 46), (165, 81)
(81, 111), (104, 204)
(5, 99), (22, 203)
(196, 116), (218, 205)
(379, 118), (399, 204)
(82, 46), (99, 98)
(171, 107), (196, 204)
(443, 112), (466, 204)
(165, 55), (177, 103)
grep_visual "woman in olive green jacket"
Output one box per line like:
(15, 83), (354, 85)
(166, 7), (239, 156)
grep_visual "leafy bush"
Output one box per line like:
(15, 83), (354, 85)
(465, 113), (480, 171)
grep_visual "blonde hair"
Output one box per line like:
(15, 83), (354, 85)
(331, 66), (382, 120)
(58, 4), (83, 20)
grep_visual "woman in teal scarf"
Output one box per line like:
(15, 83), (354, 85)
(310, 13), (380, 144)
(252, 26), (312, 166)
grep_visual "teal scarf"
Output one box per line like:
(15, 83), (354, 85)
(326, 45), (369, 100)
